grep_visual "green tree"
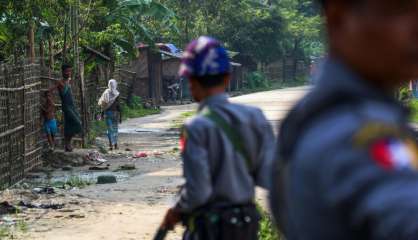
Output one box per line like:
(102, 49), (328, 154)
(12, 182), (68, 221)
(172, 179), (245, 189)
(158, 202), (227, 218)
(0, 0), (176, 65)
(276, 0), (324, 80)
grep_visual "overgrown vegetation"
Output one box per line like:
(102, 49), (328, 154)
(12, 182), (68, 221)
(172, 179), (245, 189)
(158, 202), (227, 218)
(88, 119), (107, 143)
(0, 226), (12, 239)
(65, 176), (93, 188)
(171, 111), (196, 129)
(410, 99), (418, 123)
(398, 87), (418, 123)
(0, 0), (176, 64)
(16, 219), (29, 233)
(122, 96), (161, 120)
(247, 71), (271, 89)
(161, 0), (324, 70)
(399, 87), (412, 102)
(244, 71), (308, 93)
(0, 0), (324, 84)
(51, 176), (93, 189)
(0, 219), (29, 239)
(258, 205), (283, 240)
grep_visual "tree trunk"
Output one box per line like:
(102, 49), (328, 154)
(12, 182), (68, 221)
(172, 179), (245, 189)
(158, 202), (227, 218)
(282, 57), (286, 83)
(28, 22), (35, 63)
(48, 38), (54, 73)
(292, 38), (300, 81)
(184, 11), (189, 45)
(39, 40), (45, 66)
(63, 10), (68, 63)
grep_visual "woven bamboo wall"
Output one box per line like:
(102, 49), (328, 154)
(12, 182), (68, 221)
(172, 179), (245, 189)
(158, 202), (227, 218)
(113, 68), (136, 104)
(24, 63), (42, 175)
(0, 59), (137, 188)
(0, 61), (38, 187)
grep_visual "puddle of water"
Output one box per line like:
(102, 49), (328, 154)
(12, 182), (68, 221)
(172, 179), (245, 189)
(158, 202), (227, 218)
(54, 171), (130, 182)
(118, 128), (164, 134)
(28, 171), (131, 185)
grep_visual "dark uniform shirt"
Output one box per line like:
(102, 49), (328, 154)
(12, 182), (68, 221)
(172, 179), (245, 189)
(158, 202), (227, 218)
(176, 93), (275, 213)
(271, 59), (418, 240)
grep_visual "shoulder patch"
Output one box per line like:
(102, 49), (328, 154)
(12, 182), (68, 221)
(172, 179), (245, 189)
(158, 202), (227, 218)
(354, 123), (418, 170)
(353, 123), (405, 147)
(370, 138), (418, 170)
(180, 127), (188, 153)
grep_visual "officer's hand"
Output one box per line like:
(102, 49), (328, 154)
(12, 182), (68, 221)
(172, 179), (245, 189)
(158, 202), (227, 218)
(161, 207), (181, 230)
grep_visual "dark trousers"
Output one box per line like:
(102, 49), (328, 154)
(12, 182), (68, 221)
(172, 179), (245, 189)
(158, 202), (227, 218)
(183, 203), (260, 240)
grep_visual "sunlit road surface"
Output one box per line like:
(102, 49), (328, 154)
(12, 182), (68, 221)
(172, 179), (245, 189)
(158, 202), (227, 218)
(231, 86), (310, 130)
(23, 86), (310, 240)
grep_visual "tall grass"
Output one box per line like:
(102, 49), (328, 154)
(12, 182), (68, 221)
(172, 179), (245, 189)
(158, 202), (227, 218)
(258, 206), (284, 240)
(122, 96), (160, 120)
(410, 100), (418, 123)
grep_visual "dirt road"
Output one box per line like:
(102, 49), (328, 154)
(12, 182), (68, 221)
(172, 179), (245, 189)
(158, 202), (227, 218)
(19, 87), (308, 240)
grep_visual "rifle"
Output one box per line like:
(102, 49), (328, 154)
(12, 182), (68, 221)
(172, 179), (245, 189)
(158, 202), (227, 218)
(153, 228), (168, 240)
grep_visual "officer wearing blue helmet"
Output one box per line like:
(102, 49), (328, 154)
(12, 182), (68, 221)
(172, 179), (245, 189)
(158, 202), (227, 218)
(270, 1), (418, 239)
(159, 36), (275, 240)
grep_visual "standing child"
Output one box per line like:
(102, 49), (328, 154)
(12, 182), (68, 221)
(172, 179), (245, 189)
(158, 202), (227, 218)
(41, 90), (58, 151)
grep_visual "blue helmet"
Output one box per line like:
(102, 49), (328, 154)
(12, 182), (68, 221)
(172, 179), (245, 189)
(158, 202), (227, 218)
(179, 36), (231, 78)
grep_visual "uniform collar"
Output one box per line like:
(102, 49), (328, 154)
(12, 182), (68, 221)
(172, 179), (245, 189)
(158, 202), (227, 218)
(198, 93), (229, 112)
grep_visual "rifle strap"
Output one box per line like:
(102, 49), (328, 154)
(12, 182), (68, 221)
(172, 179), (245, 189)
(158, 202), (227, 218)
(203, 107), (254, 174)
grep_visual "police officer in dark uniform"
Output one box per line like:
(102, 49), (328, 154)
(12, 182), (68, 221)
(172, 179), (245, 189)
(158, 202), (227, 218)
(270, 1), (418, 239)
(159, 36), (275, 240)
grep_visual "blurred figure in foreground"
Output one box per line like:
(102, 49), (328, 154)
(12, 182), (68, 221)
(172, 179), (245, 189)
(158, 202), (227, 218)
(270, 1), (418, 239)
(160, 36), (274, 240)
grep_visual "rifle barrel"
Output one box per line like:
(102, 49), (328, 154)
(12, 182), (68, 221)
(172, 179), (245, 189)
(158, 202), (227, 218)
(153, 228), (168, 240)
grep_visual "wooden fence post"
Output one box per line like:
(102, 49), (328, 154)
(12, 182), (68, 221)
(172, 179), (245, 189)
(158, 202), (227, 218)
(79, 62), (87, 147)
(22, 63), (26, 180)
(5, 66), (11, 186)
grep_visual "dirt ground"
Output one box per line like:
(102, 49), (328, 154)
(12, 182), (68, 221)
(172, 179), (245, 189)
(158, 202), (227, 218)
(0, 87), (307, 240)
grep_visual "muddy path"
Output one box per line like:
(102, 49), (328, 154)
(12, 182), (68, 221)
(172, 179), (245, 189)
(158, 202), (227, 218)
(16, 104), (195, 240)
(6, 87), (307, 240)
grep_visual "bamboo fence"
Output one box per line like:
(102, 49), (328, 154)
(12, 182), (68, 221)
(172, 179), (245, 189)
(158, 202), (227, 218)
(0, 60), (135, 188)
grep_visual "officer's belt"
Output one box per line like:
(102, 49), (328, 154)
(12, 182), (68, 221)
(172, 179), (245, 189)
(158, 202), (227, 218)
(182, 202), (258, 234)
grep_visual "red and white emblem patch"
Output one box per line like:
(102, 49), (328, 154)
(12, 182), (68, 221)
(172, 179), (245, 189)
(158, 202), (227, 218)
(370, 138), (418, 170)
(179, 128), (188, 153)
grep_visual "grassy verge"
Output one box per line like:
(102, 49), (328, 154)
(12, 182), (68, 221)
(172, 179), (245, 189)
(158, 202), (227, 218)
(258, 205), (284, 240)
(410, 99), (418, 122)
(0, 218), (29, 239)
(241, 79), (308, 95)
(171, 111), (196, 129)
(121, 103), (160, 120)
(242, 71), (308, 95)
(89, 120), (108, 143)
(51, 176), (93, 189)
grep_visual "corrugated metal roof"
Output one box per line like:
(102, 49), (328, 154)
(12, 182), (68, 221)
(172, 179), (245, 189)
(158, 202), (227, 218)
(159, 50), (182, 59)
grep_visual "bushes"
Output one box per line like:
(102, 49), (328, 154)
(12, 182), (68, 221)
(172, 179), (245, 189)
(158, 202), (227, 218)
(258, 206), (283, 240)
(244, 71), (308, 92)
(410, 100), (418, 122)
(121, 96), (160, 120)
(246, 71), (271, 89)
(399, 87), (411, 102)
(88, 119), (107, 143)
